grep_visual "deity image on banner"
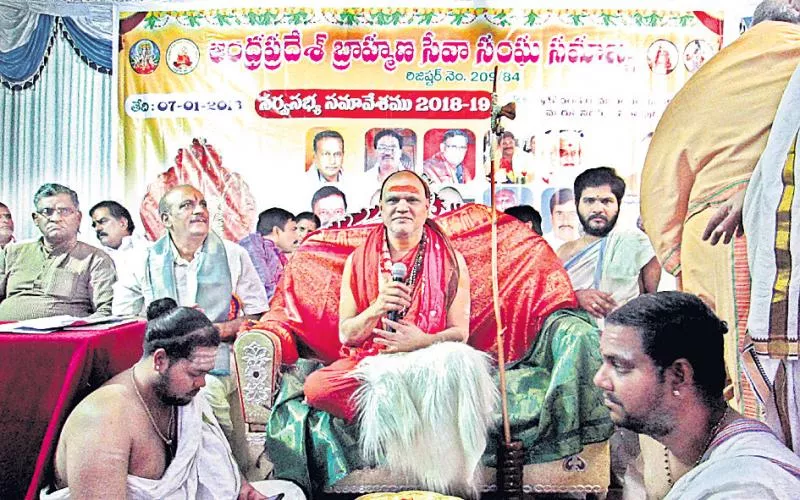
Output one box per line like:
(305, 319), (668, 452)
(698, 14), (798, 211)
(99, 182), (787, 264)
(166, 38), (200, 75)
(647, 39), (678, 75)
(364, 128), (417, 184)
(422, 129), (476, 185)
(683, 39), (714, 73)
(139, 138), (258, 242)
(129, 39), (160, 75)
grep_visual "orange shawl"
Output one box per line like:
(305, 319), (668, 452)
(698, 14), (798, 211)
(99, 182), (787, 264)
(252, 204), (577, 365)
(346, 223), (458, 359)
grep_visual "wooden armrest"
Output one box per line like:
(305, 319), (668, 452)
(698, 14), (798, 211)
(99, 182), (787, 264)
(234, 329), (282, 426)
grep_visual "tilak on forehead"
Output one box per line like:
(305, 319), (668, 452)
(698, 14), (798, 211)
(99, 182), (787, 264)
(189, 349), (218, 366)
(386, 184), (424, 194)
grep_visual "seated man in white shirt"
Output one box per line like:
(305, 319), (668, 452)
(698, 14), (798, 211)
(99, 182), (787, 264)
(112, 185), (269, 476)
(90, 200), (149, 266)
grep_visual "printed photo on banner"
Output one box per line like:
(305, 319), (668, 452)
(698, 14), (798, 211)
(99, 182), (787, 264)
(483, 185), (533, 213)
(540, 187), (582, 251)
(305, 128), (345, 183)
(364, 128), (417, 183)
(422, 129), (476, 185)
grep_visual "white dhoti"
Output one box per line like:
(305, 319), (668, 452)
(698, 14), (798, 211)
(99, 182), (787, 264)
(40, 396), (305, 499)
(744, 62), (800, 453)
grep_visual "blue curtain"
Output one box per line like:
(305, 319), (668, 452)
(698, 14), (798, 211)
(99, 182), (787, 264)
(62, 17), (112, 73)
(0, 30), (112, 240)
(0, 15), (55, 89)
(0, 14), (110, 90)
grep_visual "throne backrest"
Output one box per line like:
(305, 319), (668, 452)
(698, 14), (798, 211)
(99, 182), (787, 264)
(262, 203), (576, 365)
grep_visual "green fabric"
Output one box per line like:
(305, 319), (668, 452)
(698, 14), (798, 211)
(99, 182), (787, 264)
(483, 308), (614, 465)
(265, 309), (613, 493)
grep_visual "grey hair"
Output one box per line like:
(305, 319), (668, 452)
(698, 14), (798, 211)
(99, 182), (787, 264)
(753, 0), (800, 25)
(33, 183), (79, 209)
(158, 184), (195, 216)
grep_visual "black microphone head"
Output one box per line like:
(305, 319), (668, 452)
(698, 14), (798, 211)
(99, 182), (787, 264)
(391, 262), (407, 281)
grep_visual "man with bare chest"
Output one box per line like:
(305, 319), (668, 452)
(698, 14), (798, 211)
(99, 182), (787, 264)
(43, 298), (304, 499)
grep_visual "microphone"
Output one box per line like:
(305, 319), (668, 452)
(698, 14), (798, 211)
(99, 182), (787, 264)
(386, 262), (407, 332)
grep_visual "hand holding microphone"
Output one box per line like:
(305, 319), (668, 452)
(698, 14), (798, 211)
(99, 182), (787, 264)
(385, 262), (408, 331)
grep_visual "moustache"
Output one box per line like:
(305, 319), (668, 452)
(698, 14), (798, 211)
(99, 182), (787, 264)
(604, 392), (622, 406)
(589, 214), (608, 222)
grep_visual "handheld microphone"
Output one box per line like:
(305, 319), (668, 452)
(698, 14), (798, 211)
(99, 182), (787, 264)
(386, 262), (407, 332)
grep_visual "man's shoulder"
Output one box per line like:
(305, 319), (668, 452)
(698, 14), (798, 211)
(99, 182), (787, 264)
(223, 238), (251, 258)
(4, 239), (40, 255)
(69, 379), (132, 425)
(556, 238), (586, 262)
(71, 241), (114, 263)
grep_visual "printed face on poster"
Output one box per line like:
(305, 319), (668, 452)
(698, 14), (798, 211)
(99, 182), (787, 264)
(117, 7), (722, 241)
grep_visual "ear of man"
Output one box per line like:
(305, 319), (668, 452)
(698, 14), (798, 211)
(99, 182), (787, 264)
(153, 348), (170, 374)
(666, 358), (695, 394)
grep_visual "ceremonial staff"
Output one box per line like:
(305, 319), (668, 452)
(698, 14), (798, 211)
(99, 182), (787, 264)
(488, 66), (523, 499)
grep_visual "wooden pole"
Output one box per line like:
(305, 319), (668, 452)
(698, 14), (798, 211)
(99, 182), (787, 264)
(489, 65), (511, 446)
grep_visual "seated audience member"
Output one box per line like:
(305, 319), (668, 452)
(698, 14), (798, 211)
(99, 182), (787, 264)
(239, 208), (299, 302)
(42, 298), (304, 500)
(294, 211), (320, 241)
(504, 204), (543, 235)
(0, 183), (115, 320)
(311, 185), (348, 227)
(90, 200), (148, 266)
(112, 184), (268, 471)
(559, 167), (660, 320)
(595, 292), (800, 498)
(0, 202), (14, 248)
(302, 171), (495, 496)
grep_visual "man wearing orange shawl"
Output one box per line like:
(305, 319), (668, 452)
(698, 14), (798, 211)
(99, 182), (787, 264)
(257, 177), (613, 496)
(303, 172), (494, 497)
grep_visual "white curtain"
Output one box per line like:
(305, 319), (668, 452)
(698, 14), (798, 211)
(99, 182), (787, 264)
(0, 32), (112, 240)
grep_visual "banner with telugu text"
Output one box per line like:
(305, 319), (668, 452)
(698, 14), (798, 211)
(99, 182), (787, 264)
(118, 6), (722, 242)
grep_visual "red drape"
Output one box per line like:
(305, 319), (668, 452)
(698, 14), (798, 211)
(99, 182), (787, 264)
(252, 203), (577, 365)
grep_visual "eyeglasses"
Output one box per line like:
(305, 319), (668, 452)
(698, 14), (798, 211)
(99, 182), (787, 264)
(36, 207), (76, 219)
(444, 144), (468, 152)
(376, 145), (399, 153)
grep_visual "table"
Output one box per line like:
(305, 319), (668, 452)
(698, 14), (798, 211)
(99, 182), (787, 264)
(0, 321), (146, 499)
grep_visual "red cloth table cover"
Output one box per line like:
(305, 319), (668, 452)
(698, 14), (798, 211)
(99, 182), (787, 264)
(0, 321), (146, 499)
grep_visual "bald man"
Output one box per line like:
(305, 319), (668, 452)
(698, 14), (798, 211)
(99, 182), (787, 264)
(300, 171), (494, 495)
(112, 184), (268, 475)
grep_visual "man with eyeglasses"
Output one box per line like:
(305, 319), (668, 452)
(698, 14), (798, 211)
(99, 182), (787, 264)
(112, 184), (268, 475)
(308, 130), (345, 183)
(423, 129), (471, 184)
(0, 183), (116, 321)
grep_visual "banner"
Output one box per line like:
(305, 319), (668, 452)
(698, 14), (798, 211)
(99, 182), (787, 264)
(118, 6), (722, 242)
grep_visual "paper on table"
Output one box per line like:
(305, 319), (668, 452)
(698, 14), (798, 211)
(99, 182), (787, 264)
(0, 315), (139, 334)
